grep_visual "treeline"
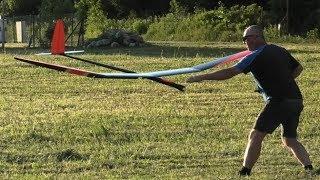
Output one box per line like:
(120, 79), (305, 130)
(1, 0), (320, 42)
(2, 0), (268, 17)
(85, 4), (319, 43)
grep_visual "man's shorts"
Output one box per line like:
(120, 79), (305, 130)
(253, 99), (303, 138)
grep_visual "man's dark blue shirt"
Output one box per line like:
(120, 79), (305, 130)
(234, 44), (302, 101)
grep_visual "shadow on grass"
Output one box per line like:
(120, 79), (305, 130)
(56, 148), (88, 162)
(82, 43), (246, 58)
(0, 151), (91, 174)
(3, 43), (246, 59)
(0, 148), (89, 164)
(25, 131), (53, 143)
(3, 42), (317, 59)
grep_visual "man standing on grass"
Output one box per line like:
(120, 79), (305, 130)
(186, 25), (313, 176)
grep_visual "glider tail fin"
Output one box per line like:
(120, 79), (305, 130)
(51, 19), (65, 55)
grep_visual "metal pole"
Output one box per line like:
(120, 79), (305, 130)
(71, 15), (74, 46)
(32, 15), (35, 47)
(1, 0), (5, 52)
(286, 0), (289, 33)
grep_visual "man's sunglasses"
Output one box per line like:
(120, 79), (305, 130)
(242, 35), (257, 42)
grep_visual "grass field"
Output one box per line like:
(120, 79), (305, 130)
(0, 42), (319, 179)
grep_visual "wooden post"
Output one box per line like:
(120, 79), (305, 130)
(286, 0), (289, 33)
(1, 0), (5, 52)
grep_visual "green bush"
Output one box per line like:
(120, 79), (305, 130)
(144, 4), (263, 42)
(264, 25), (281, 41)
(131, 19), (152, 35)
(280, 35), (306, 43)
(85, 0), (108, 39)
(145, 13), (181, 41)
(251, 24), (319, 43)
(82, 3), (320, 43)
(306, 28), (320, 42)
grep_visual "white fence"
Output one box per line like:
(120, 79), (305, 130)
(1, 14), (84, 48)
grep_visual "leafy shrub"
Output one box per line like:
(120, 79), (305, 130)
(280, 35), (306, 43)
(306, 28), (320, 42)
(131, 19), (152, 35)
(145, 4), (263, 42)
(83, 3), (320, 43)
(145, 13), (182, 41)
(264, 25), (281, 41)
(85, 0), (108, 39)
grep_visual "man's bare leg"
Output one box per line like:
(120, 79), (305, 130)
(282, 137), (313, 169)
(239, 129), (267, 176)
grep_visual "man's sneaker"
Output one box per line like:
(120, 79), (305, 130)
(239, 166), (251, 176)
(304, 165), (316, 176)
(304, 165), (313, 171)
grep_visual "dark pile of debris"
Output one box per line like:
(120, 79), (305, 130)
(86, 29), (145, 48)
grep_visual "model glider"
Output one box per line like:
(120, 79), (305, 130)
(17, 19), (185, 91)
(14, 19), (251, 91)
(15, 50), (250, 78)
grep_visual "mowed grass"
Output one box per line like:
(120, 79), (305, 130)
(0, 42), (319, 179)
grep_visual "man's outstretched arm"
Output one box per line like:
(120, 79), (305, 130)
(186, 67), (242, 83)
(292, 64), (303, 79)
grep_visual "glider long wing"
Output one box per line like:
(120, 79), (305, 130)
(14, 56), (168, 79)
(62, 54), (185, 91)
(15, 50), (251, 79)
(14, 57), (185, 91)
(31, 19), (250, 78)
(97, 50), (251, 78)
(15, 57), (110, 78)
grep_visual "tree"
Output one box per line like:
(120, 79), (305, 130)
(36, 0), (75, 47)
(99, 0), (171, 18)
(1, 0), (41, 16)
(267, 0), (320, 34)
(85, 0), (107, 38)
(39, 0), (75, 20)
(75, 0), (90, 20)
(169, 0), (187, 14)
